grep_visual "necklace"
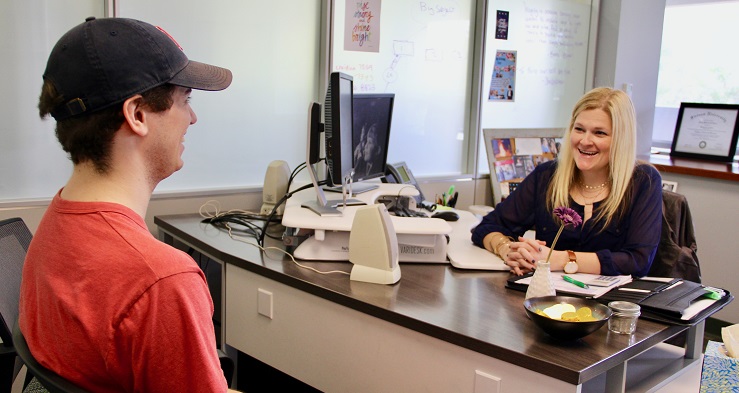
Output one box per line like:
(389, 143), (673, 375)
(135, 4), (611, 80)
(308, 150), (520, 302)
(579, 185), (607, 206)
(580, 181), (607, 190)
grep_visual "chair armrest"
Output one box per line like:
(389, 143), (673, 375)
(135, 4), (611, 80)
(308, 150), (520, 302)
(217, 349), (235, 388)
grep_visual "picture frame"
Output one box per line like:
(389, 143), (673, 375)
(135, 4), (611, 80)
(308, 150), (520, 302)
(483, 128), (564, 205)
(661, 180), (678, 193)
(669, 102), (739, 162)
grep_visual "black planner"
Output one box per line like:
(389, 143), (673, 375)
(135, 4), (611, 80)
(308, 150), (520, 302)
(597, 278), (733, 325)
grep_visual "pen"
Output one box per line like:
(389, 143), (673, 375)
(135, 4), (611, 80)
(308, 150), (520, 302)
(618, 288), (651, 293)
(563, 275), (590, 289)
(449, 191), (459, 208)
(663, 281), (683, 291)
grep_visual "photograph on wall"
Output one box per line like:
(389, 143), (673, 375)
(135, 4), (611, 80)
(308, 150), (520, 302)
(488, 50), (516, 101)
(494, 159), (515, 182)
(495, 10), (509, 40)
(517, 155), (535, 177)
(492, 138), (513, 158)
(541, 137), (561, 156)
(661, 180), (678, 192)
(513, 137), (543, 155)
(344, 0), (382, 53)
(512, 155), (530, 178)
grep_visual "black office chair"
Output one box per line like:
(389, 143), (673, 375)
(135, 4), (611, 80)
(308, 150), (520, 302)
(15, 322), (233, 392)
(13, 324), (89, 393)
(650, 189), (702, 349)
(0, 217), (33, 392)
(650, 189), (702, 283)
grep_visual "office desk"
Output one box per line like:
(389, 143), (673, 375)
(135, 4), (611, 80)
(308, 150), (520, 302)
(155, 213), (706, 393)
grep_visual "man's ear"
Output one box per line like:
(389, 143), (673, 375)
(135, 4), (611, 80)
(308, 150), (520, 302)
(122, 95), (148, 137)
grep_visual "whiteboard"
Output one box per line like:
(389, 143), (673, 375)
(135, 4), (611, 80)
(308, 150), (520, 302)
(476, 0), (598, 174)
(0, 0), (106, 203)
(330, 0), (475, 177)
(0, 0), (322, 203)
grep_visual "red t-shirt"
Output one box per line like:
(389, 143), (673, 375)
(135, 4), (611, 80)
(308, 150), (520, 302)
(19, 191), (227, 392)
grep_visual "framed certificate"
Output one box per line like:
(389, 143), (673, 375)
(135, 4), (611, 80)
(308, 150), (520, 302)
(669, 102), (739, 162)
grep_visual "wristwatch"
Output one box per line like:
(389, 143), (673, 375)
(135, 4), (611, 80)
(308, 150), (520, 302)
(564, 250), (578, 274)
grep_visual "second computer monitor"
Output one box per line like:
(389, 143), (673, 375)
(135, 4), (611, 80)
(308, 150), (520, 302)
(352, 93), (395, 183)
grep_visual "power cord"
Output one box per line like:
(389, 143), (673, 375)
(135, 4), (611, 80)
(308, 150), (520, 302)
(199, 160), (350, 276)
(219, 219), (349, 277)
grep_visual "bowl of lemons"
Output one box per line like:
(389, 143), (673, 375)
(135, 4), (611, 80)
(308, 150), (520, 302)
(524, 296), (612, 340)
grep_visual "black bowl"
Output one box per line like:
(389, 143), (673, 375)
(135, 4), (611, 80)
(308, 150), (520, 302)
(524, 296), (612, 340)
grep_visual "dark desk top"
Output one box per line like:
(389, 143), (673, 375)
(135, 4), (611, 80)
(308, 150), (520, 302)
(154, 213), (688, 386)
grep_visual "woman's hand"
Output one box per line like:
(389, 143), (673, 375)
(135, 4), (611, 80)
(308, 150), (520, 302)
(503, 237), (547, 276)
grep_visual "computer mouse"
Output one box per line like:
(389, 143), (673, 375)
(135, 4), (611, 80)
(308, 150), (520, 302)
(431, 211), (460, 221)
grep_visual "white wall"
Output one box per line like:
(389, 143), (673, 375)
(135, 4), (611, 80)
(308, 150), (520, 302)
(594, 0), (666, 158)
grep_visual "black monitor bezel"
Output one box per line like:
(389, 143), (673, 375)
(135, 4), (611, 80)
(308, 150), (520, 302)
(324, 72), (354, 187)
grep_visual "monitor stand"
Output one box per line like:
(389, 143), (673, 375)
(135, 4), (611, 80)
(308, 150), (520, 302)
(302, 197), (366, 217)
(323, 182), (379, 194)
(301, 162), (365, 216)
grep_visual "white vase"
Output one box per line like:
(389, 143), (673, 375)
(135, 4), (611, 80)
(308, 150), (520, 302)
(525, 261), (556, 299)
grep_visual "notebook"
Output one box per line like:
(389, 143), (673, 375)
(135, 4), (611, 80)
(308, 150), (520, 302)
(507, 272), (633, 298)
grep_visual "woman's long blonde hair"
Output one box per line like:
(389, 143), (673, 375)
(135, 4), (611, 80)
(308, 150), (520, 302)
(547, 87), (637, 229)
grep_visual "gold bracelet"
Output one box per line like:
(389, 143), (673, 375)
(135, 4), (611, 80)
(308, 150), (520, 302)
(486, 233), (504, 252)
(495, 240), (511, 258)
(485, 236), (499, 253)
(486, 233), (513, 257)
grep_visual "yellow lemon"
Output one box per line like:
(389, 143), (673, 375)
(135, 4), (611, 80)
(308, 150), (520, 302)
(577, 307), (592, 318)
(542, 303), (576, 319)
(561, 312), (578, 321)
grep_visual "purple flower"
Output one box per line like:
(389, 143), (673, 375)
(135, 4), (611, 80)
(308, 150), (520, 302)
(553, 206), (582, 228)
(546, 207), (583, 263)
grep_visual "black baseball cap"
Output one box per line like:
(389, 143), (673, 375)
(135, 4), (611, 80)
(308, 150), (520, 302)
(44, 17), (233, 120)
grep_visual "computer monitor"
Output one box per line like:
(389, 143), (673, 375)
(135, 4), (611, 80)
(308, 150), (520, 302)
(352, 93), (395, 182)
(324, 72), (355, 188)
(301, 72), (364, 216)
(325, 93), (395, 194)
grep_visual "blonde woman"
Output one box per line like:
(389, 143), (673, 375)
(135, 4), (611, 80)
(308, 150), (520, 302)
(473, 87), (662, 276)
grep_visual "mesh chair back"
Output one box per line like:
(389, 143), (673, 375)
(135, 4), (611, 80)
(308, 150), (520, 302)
(0, 217), (32, 346)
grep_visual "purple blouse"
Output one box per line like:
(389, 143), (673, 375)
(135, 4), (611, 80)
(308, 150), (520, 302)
(472, 160), (663, 276)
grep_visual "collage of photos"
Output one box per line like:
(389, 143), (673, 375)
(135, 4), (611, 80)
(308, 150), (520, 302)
(491, 137), (561, 198)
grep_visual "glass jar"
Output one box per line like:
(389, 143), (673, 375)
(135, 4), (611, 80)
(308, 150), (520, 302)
(608, 301), (641, 334)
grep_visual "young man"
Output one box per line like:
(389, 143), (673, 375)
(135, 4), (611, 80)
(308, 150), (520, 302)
(19, 17), (235, 391)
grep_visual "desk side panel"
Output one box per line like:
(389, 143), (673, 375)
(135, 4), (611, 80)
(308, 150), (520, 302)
(225, 264), (580, 393)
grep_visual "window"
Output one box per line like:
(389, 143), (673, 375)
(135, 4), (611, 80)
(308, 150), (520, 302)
(652, 0), (739, 150)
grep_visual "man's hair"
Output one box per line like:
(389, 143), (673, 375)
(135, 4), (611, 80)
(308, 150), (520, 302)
(38, 82), (177, 173)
